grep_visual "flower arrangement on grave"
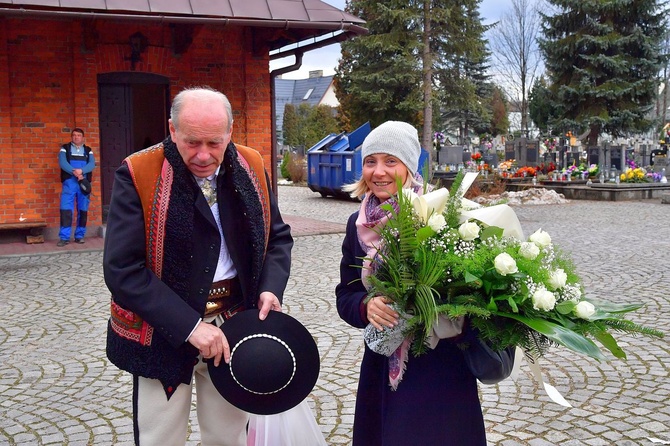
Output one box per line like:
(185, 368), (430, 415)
(586, 163), (599, 178)
(498, 160), (515, 176)
(544, 137), (558, 152)
(364, 172), (663, 378)
(619, 158), (658, 183)
(536, 162), (557, 175)
(620, 167), (651, 183)
(434, 131), (445, 151)
(477, 163), (490, 173)
(471, 152), (483, 164)
(513, 166), (536, 178)
(561, 164), (581, 178)
(539, 138), (557, 156)
(479, 134), (493, 152)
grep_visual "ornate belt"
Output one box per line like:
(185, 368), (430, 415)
(205, 278), (244, 318)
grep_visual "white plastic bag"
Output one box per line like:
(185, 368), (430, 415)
(247, 400), (327, 446)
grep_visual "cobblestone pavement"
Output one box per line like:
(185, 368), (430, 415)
(1, 185), (669, 445)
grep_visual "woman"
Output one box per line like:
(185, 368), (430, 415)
(336, 121), (512, 445)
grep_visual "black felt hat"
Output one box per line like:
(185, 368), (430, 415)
(78, 178), (91, 195)
(208, 309), (320, 415)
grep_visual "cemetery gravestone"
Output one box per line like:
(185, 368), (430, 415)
(505, 142), (516, 161)
(437, 145), (465, 165)
(525, 140), (538, 165)
(587, 147), (599, 166)
(610, 146), (622, 170)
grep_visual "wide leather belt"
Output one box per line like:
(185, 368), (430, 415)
(205, 278), (244, 318)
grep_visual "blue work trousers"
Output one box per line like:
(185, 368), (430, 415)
(59, 177), (90, 240)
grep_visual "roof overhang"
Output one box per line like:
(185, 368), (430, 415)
(0, 0), (367, 52)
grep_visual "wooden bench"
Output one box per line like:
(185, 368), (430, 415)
(0, 220), (47, 244)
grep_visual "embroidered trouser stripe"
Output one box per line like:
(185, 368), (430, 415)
(132, 375), (140, 446)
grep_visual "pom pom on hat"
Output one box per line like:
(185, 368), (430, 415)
(362, 121), (421, 175)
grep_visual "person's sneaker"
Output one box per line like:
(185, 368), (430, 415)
(75, 238), (85, 244)
(57, 239), (69, 247)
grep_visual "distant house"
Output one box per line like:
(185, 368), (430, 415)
(0, 1), (365, 239)
(274, 70), (338, 154)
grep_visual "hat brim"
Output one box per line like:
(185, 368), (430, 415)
(78, 178), (91, 195)
(208, 309), (320, 415)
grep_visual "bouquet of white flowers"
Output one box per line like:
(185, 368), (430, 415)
(365, 172), (663, 363)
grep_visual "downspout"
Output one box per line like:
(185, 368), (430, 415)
(269, 51), (304, 195)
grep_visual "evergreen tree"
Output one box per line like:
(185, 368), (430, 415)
(335, 0), (489, 156)
(336, 0), (423, 130)
(539, 0), (668, 145)
(282, 104), (300, 148)
(434, 1), (492, 143)
(528, 76), (554, 134)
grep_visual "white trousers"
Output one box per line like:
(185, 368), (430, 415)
(134, 356), (249, 446)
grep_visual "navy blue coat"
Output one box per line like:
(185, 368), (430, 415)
(336, 211), (489, 446)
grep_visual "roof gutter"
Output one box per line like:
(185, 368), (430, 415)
(0, 7), (367, 34)
(269, 30), (355, 61)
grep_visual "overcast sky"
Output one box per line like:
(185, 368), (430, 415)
(271, 0), (512, 79)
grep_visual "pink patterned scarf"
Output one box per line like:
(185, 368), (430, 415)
(356, 176), (425, 389)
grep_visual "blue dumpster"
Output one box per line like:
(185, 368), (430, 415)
(307, 122), (429, 198)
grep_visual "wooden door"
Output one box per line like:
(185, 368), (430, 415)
(98, 73), (169, 220)
(99, 83), (131, 214)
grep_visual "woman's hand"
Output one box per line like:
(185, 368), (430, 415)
(366, 296), (399, 330)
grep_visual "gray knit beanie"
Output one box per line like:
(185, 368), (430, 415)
(361, 121), (421, 175)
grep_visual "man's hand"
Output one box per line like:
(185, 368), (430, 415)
(72, 168), (83, 177)
(258, 291), (282, 320)
(188, 322), (230, 366)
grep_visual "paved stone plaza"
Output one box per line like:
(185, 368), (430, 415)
(1, 185), (669, 445)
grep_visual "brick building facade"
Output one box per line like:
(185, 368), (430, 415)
(0, 1), (365, 240)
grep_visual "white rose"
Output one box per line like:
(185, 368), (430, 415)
(458, 221), (480, 241)
(546, 268), (567, 290)
(519, 242), (540, 260)
(494, 253), (518, 276)
(532, 288), (556, 311)
(428, 214), (447, 232)
(574, 301), (596, 319)
(529, 228), (552, 248)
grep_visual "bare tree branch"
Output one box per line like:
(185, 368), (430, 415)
(489, 0), (544, 135)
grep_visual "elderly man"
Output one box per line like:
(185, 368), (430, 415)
(103, 86), (293, 446)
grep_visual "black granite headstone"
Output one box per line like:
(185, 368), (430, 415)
(610, 146), (622, 170)
(482, 153), (498, 166)
(525, 141), (538, 164)
(587, 147), (599, 166)
(505, 142), (515, 161)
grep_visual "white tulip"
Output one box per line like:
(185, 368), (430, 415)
(532, 288), (556, 311)
(519, 242), (540, 260)
(494, 253), (518, 276)
(529, 228), (552, 248)
(574, 301), (596, 319)
(458, 221), (480, 241)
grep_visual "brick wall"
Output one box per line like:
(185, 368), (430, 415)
(0, 16), (273, 234)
